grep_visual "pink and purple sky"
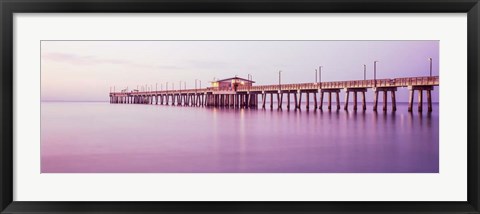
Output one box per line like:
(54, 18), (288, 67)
(41, 40), (439, 102)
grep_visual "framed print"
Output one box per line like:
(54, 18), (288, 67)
(1, 0), (479, 213)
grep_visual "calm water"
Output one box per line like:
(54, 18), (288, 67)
(41, 102), (439, 173)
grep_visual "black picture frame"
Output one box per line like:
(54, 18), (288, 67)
(1, 0), (479, 213)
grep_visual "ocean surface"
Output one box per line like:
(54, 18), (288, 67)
(41, 101), (439, 173)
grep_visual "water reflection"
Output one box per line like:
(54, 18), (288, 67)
(41, 102), (439, 173)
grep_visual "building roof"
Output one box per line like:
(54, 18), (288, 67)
(214, 77), (255, 83)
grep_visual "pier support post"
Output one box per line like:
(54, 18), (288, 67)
(383, 91), (387, 112)
(278, 92), (283, 109)
(319, 91), (324, 110)
(262, 93), (266, 109)
(285, 92), (289, 109)
(270, 93), (273, 109)
(238, 94), (240, 108)
(391, 91), (397, 111)
(336, 92), (340, 110)
(408, 89), (414, 112)
(306, 92), (310, 110)
(245, 94), (249, 108)
(353, 92), (358, 111)
(313, 92), (317, 109)
(344, 91), (349, 110)
(298, 91), (302, 109)
(328, 92), (332, 110)
(294, 92), (298, 109)
(427, 90), (432, 112)
(236, 94), (239, 108)
(362, 91), (366, 111)
(373, 89), (378, 111)
(418, 89), (423, 112)
(238, 94), (242, 108)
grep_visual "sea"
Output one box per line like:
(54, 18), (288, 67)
(41, 101), (439, 173)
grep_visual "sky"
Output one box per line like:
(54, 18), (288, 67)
(41, 41), (439, 102)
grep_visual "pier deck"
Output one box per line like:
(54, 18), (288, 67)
(110, 76), (439, 112)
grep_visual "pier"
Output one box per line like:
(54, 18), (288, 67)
(109, 76), (439, 112)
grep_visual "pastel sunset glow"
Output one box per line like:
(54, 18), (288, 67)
(41, 40), (439, 102)
(41, 40), (440, 173)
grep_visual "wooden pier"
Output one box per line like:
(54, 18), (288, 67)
(109, 76), (439, 112)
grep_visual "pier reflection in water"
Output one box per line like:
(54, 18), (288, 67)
(41, 102), (438, 173)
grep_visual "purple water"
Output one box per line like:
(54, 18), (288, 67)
(41, 101), (439, 173)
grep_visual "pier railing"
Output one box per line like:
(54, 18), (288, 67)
(236, 76), (438, 92)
